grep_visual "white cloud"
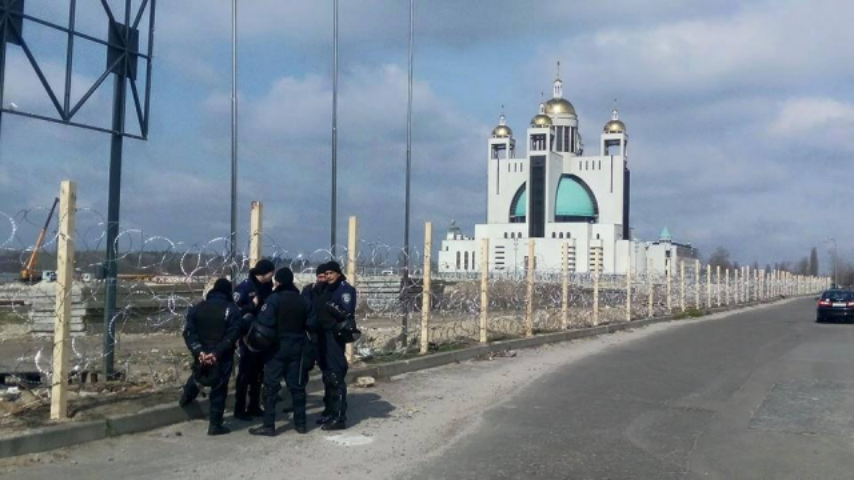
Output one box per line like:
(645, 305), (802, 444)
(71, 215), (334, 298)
(188, 63), (488, 248)
(5, 0), (854, 267)
(532, 0), (854, 100)
(769, 97), (854, 136)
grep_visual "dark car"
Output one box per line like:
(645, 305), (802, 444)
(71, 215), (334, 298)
(816, 290), (854, 323)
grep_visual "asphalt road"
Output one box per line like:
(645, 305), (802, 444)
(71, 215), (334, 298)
(3, 298), (852, 479)
(410, 297), (854, 480)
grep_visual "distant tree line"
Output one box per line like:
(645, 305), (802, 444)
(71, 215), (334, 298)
(705, 246), (823, 277)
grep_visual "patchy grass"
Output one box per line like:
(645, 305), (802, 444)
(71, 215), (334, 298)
(359, 341), (474, 365)
(674, 308), (705, 319)
(0, 310), (25, 325)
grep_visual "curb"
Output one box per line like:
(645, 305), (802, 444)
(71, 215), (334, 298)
(0, 296), (797, 458)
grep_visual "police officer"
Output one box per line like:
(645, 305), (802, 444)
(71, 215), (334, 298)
(301, 263), (328, 302)
(179, 278), (242, 435)
(233, 259), (275, 420)
(316, 261), (358, 431)
(301, 264), (328, 414)
(248, 268), (317, 436)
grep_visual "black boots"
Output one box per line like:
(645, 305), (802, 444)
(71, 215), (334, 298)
(179, 380), (199, 407)
(233, 411), (253, 421)
(178, 389), (196, 407)
(208, 424), (231, 436)
(321, 418), (346, 431)
(234, 406), (263, 421)
(249, 425), (277, 437)
(295, 423), (308, 434)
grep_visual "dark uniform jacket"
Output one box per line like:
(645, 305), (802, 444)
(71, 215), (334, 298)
(183, 290), (242, 360)
(322, 279), (357, 332)
(256, 285), (319, 339)
(301, 282), (327, 317)
(317, 279), (357, 371)
(234, 276), (273, 317)
(234, 276), (274, 336)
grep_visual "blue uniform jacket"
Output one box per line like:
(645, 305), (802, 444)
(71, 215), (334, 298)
(183, 291), (242, 360)
(328, 280), (357, 320)
(234, 276), (273, 333)
(314, 279), (357, 371)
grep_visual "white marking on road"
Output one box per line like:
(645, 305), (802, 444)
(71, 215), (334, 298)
(324, 434), (374, 446)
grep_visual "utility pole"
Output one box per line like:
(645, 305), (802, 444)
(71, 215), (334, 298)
(229, 0), (239, 272)
(330, 0), (339, 256)
(401, 0), (415, 343)
(827, 238), (838, 287)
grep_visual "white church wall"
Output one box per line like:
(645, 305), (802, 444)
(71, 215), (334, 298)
(488, 159), (526, 224)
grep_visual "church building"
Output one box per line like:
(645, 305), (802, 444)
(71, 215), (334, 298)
(438, 66), (696, 275)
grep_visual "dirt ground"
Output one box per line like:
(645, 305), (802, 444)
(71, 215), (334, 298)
(0, 305), (627, 434)
(0, 304), (760, 479)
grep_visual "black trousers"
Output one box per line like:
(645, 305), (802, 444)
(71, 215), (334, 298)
(182, 357), (233, 426)
(262, 336), (307, 428)
(235, 340), (264, 414)
(318, 332), (348, 420)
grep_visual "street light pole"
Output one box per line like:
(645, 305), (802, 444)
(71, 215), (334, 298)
(401, 0), (415, 343)
(404, 0), (414, 272)
(826, 238), (838, 287)
(330, 0), (339, 257)
(230, 0), (239, 273)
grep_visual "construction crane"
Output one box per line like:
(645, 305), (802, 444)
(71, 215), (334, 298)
(20, 198), (59, 283)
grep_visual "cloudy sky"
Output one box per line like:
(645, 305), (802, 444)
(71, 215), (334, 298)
(1, 0), (852, 270)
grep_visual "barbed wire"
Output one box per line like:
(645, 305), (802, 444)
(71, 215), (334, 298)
(0, 207), (823, 400)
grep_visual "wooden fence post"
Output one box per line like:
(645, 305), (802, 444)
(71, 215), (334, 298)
(626, 261), (632, 322)
(680, 261), (686, 313)
(51, 181), (76, 420)
(593, 247), (600, 326)
(706, 264), (712, 308)
(736, 268), (741, 303)
(746, 266), (751, 303)
(420, 222), (432, 354)
(526, 240), (535, 337)
(480, 238), (489, 344)
(249, 201), (263, 268)
(345, 216), (358, 363)
(771, 270), (776, 297)
(694, 259), (700, 309)
(561, 242), (569, 330)
(666, 259), (672, 312)
(725, 269), (730, 305)
(716, 265), (721, 307)
(647, 257), (654, 318)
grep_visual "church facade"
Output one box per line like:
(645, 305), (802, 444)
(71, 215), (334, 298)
(438, 69), (696, 275)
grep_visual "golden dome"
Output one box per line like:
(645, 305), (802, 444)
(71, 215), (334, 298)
(603, 107), (626, 133)
(545, 98), (576, 116)
(531, 102), (553, 127)
(492, 113), (512, 138)
(604, 119), (626, 134)
(531, 114), (553, 127)
(492, 125), (513, 138)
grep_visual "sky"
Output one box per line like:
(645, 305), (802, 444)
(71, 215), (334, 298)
(1, 0), (852, 271)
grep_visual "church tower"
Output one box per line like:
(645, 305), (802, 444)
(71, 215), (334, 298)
(487, 112), (515, 205)
(600, 104), (630, 240)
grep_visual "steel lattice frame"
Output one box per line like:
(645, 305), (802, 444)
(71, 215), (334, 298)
(0, 0), (156, 139)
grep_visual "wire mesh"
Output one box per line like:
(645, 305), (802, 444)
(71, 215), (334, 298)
(0, 206), (828, 411)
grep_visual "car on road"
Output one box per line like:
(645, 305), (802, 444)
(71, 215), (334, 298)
(816, 289), (854, 323)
